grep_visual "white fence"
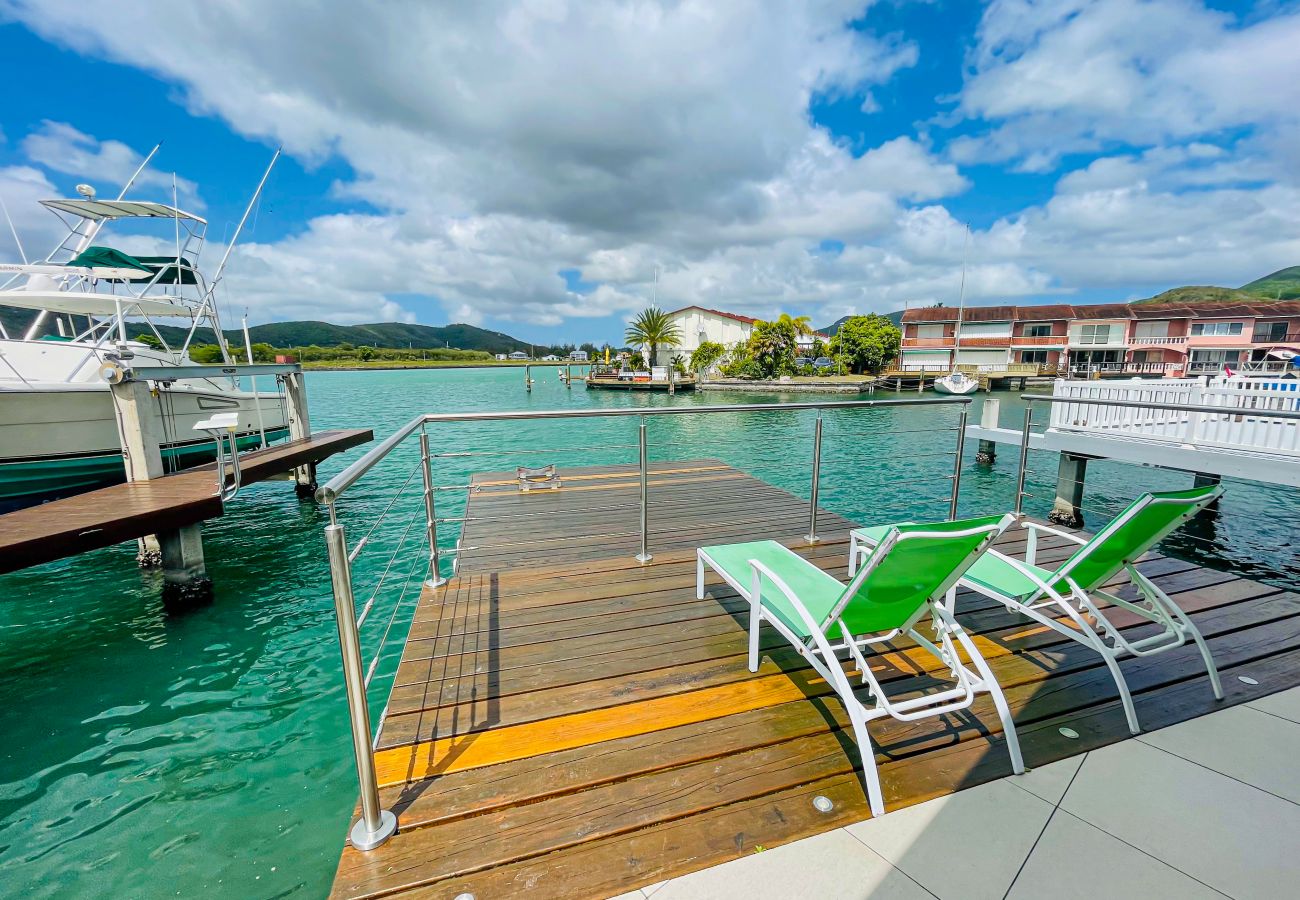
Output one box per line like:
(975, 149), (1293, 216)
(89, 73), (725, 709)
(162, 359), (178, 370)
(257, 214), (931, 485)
(1049, 377), (1300, 457)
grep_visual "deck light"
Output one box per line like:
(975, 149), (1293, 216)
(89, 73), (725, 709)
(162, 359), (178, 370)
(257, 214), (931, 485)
(812, 795), (834, 813)
(1238, 675), (1259, 685)
(1058, 727), (1080, 739)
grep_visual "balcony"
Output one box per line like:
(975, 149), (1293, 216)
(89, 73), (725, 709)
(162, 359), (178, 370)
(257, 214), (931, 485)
(901, 335), (1009, 349)
(1129, 335), (1189, 347)
(1252, 331), (1300, 344)
(1008, 334), (1066, 347)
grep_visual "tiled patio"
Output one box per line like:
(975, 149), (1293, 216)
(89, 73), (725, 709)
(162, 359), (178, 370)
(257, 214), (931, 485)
(610, 685), (1300, 900)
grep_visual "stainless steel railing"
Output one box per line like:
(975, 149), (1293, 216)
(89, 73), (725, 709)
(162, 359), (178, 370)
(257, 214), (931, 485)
(317, 396), (973, 850)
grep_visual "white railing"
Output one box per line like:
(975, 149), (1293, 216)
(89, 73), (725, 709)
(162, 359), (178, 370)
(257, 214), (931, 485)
(1129, 335), (1189, 346)
(1048, 378), (1300, 457)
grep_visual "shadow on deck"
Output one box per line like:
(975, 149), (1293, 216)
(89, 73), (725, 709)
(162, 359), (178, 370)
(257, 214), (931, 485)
(331, 460), (1300, 899)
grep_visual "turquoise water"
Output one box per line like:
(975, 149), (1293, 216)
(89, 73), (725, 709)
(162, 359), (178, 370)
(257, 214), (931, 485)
(1, 367), (1294, 898)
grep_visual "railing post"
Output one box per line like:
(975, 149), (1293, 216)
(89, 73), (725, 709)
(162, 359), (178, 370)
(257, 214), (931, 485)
(636, 420), (652, 563)
(805, 415), (823, 543)
(324, 521), (397, 851)
(420, 431), (447, 588)
(949, 403), (968, 520)
(1014, 404), (1033, 517)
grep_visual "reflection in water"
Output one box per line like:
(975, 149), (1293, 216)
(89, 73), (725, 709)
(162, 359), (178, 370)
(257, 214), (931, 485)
(0, 368), (1294, 897)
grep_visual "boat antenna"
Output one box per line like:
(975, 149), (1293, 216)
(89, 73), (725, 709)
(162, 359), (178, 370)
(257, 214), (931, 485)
(952, 223), (970, 368)
(204, 147), (281, 361)
(74, 141), (164, 256)
(0, 195), (27, 264)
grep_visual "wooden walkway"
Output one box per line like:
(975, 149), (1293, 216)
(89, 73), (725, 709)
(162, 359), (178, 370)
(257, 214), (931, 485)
(0, 429), (372, 573)
(331, 460), (1300, 900)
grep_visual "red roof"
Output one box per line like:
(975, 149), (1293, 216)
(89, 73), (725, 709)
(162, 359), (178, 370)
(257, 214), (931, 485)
(667, 305), (758, 325)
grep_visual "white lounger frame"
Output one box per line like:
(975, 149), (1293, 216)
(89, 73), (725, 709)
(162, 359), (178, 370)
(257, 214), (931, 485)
(698, 519), (1023, 817)
(849, 501), (1223, 735)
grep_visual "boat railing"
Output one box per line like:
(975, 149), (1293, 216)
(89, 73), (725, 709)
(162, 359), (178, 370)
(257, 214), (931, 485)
(315, 396), (976, 851)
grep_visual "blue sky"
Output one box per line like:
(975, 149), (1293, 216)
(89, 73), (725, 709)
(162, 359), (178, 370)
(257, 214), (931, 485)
(1, 1), (1297, 346)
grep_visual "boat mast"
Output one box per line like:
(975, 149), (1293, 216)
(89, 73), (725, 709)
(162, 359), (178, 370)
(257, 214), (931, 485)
(194, 147), (280, 363)
(952, 223), (970, 373)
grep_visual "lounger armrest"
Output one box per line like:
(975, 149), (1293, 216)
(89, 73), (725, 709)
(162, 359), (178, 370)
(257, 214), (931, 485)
(1020, 520), (1086, 564)
(748, 558), (827, 639)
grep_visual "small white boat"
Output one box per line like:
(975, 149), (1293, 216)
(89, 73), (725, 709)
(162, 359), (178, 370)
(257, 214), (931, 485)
(933, 371), (979, 395)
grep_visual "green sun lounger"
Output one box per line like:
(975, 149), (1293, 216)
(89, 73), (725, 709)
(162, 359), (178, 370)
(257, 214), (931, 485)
(697, 513), (1022, 817)
(849, 485), (1225, 735)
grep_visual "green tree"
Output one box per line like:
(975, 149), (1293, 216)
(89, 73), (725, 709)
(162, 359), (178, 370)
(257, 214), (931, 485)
(747, 317), (798, 377)
(689, 340), (726, 375)
(249, 342), (276, 362)
(187, 343), (225, 364)
(829, 315), (901, 374)
(136, 333), (164, 350)
(358, 345), (375, 361)
(776, 313), (813, 338)
(624, 307), (682, 367)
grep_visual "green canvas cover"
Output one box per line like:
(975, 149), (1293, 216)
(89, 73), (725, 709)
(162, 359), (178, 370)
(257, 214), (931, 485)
(67, 246), (152, 273)
(67, 246), (197, 284)
(834, 514), (1005, 635)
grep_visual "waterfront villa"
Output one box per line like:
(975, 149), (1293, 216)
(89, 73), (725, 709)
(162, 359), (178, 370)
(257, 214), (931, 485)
(569, 349), (589, 361)
(899, 300), (1300, 376)
(660, 305), (830, 366)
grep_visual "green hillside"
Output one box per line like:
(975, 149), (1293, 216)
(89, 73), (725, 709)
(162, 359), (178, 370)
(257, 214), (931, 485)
(818, 310), (904, 336)
(1137, 286), (1261, 305)
(0, 308), (536, 354)
(1241, 266), (1300, 301)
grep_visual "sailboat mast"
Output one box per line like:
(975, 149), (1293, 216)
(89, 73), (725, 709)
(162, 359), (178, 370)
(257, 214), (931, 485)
(952, 224), (970, 370)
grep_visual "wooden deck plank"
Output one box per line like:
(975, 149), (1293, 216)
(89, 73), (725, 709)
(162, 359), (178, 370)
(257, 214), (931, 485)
(332, 459), (1300, 900)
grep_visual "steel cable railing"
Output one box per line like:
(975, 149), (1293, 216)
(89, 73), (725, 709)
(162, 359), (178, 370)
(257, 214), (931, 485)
(316, 396), (974, 852)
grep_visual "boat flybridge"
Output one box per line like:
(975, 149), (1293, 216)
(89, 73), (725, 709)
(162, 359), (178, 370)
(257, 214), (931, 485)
(0, 153), (291, 508)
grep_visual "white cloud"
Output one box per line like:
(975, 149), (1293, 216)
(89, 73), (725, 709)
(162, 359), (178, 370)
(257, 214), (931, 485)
(20, 121), (202, 207)
(1, 0), (1296, 333)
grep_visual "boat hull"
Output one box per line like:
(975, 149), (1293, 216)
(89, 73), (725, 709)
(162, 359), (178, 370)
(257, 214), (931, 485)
(0, 385), (290, 507)
(932, 375), (979, 395)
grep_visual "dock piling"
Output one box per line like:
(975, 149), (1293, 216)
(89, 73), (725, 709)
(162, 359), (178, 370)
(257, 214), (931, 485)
(283, 371), (316, 497)
(109, 378), (169, 566)
(976, 398), (999, 464)
(949, 404), (968, 519)
(1049, 452), (1088, 528)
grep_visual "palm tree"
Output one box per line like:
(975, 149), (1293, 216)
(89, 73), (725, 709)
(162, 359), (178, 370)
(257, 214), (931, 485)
(777, 313), (814, 337)
(625, 306), (682, 367)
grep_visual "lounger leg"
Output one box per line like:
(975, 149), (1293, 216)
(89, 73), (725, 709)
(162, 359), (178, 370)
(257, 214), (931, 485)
(954, 628), (1024, 775)
(1178, 612), (1224, 700)
(748, 568), (763, 673)
(848, 535), (859, 577)
(1103, 650), (1141, 735)
(848, 706), (885, 817)
(696, 553), (705, 600)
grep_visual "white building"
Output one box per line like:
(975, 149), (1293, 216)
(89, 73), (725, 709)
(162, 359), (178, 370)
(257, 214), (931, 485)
(569, 350), (589, 361)
(541, 354), (559, 361)
(494, 353), (507, 361)
(508, 351), (528, 360)
(660, 306), (757, 367)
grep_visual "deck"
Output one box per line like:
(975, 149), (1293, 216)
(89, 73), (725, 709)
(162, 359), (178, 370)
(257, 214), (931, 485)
(0, 428), (372, 573)
(331, 460), (1300, 900)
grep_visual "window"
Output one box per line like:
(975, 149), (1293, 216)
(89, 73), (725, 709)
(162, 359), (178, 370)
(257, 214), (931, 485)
(1020, 350), (1049, 363)
(1077, 324), (1113, 344)
(1133, 321), (1169, 339)
(915, 324), (946, 339)
(1254, 321), (1290, 342)
(1190, 322), (1243, 336)
(1130, 350), (1149, 363)
(1022, 324), (1052, 338)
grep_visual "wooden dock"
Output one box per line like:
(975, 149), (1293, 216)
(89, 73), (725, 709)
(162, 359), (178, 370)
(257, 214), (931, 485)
(331, 460), (1300, 900)
(0, 428), (371, 574)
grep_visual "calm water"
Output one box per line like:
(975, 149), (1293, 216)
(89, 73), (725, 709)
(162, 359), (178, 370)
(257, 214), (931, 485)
(1, 367), (1295, 898)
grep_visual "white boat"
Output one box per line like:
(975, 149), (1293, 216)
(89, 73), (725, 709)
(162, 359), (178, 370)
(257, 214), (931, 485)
(933, 223), (978, 396)
(0, 151), (290, 508)
(933, 370), (979, 395)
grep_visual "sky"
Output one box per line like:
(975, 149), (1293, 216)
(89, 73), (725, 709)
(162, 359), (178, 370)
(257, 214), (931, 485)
(0, 0), (1298, 346)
